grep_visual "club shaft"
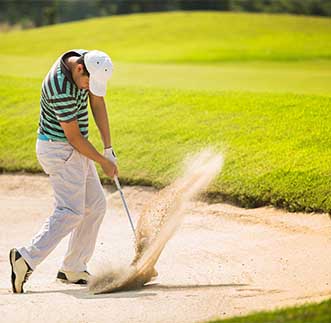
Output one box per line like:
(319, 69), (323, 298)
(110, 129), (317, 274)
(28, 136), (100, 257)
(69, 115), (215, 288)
(114, 176), (136, 238)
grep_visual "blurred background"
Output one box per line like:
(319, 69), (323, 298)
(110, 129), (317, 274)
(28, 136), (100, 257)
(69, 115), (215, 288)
(0, 0), (330, 29)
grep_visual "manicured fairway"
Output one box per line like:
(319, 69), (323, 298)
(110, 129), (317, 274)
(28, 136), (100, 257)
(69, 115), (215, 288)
(1, 12), (330, 62)
(1, 57), (331, 96)
(1, 75), (331, 212)
(1, 12), (331, 213)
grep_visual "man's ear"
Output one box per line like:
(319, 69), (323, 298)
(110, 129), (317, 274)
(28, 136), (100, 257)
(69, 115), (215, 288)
(76, 64), (84, 74)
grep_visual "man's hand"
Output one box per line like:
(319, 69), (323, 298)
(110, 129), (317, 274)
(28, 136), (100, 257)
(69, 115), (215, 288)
(100, 157), (118, 178)
(60, 119), (118, 179)
(104, 147), (117, 165)
(104, 147), (119, 178)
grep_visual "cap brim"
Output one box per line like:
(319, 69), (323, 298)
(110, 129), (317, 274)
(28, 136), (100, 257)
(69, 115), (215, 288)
(89, 76), (107, 97)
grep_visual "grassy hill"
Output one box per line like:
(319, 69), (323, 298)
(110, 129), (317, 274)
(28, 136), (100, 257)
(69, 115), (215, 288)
(1, 11), (331, 63)
(207, 298), (331, 323)
(1, 11), (331, 213)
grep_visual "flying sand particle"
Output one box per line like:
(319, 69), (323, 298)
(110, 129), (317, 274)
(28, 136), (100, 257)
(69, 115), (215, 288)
(89, 148), (223, 294)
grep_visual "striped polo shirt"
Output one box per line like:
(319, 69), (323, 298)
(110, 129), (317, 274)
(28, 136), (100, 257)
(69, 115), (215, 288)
(38, 49), (89, 142)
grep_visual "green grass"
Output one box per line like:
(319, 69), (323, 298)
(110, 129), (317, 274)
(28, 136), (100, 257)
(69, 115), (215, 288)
(1, 75), (331, 212)
(1, 12), (331, 63)
(1, 57), (331, 96)
(1, 11), (331, 213)
(206, 298), (331, 323)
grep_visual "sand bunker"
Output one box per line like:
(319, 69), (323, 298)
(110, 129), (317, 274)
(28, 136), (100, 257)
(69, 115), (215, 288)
(89, 148), (223, 294)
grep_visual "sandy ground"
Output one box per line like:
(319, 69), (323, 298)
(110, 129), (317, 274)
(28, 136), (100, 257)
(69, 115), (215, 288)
(1, 174), (331, 323)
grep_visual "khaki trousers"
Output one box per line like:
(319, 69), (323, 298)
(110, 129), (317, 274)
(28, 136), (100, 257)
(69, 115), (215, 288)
(19, 139), (106, 272)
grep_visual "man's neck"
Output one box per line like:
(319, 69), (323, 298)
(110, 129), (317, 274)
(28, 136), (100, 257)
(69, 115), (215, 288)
(65, 56), (78, 72)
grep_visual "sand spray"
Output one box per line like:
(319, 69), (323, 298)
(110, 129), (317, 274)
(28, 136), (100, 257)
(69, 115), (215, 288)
(89, 148), (223, 294)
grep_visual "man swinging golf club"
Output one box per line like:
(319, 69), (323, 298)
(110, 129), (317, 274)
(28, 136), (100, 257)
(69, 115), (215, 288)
(9, 49), (118, 293)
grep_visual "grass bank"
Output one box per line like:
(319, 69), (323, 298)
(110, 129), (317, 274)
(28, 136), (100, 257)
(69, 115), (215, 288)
(1, 75), (331, 213)
(207, 298), (331, 323)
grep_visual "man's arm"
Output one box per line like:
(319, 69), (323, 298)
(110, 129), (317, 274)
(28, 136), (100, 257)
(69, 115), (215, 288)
(60, 120), (118, 178)
(89, 93), (112, 149)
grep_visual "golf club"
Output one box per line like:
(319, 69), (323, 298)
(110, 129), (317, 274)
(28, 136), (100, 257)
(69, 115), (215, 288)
(114, 175), (136, 240)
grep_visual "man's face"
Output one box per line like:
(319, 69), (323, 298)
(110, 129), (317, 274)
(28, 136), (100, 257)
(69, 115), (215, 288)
(72, 64), (89, 91)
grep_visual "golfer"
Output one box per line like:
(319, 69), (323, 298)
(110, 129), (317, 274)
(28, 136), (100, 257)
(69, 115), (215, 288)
(9, 49), (118, 293)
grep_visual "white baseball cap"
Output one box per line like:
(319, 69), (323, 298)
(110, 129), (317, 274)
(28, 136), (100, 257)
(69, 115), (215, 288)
(84, 50), (113, 97)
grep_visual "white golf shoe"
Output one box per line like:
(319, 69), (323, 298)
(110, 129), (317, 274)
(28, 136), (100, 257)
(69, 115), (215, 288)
(9, 248), (33, 293)
(56, 270), (90, 284)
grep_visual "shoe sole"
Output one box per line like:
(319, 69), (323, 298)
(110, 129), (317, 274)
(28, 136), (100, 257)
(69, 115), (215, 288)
(56, 272), (87, 285)
(57, 278), (88, 285)
(9, 249), (20, 293)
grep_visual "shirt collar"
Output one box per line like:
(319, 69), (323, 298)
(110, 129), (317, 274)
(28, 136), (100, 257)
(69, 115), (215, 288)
(60, 51), (81, 84)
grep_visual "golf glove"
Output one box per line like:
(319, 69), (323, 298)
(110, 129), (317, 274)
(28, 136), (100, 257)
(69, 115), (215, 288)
(104, 147), (117, 165)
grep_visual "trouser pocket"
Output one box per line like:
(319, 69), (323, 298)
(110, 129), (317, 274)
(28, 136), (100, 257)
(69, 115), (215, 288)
(36, 140), (77, 175)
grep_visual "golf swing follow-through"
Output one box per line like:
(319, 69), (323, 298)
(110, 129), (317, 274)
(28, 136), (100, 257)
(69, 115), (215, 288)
(9, 49), (119, 293)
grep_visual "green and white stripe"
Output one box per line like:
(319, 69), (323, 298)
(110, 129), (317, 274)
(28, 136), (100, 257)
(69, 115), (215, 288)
(38, 49), (89, 142)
